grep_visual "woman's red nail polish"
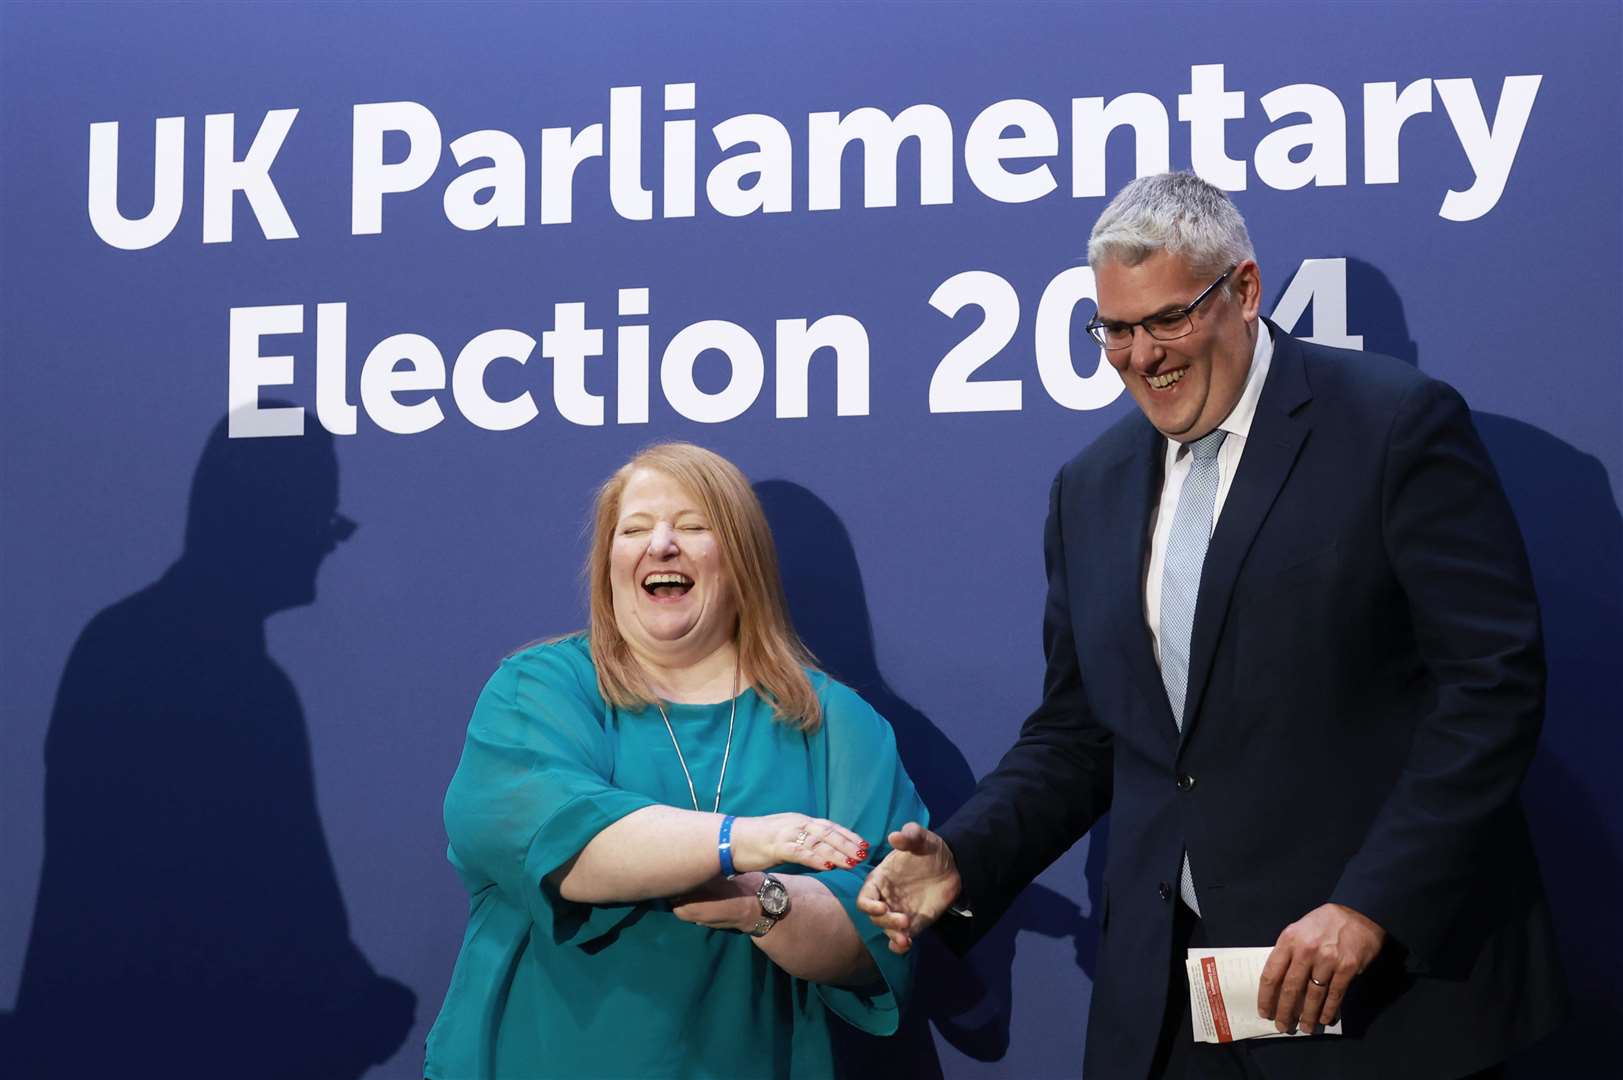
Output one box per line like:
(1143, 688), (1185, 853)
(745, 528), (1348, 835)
(824, 861), (836, 869)
(847, 857), (861, 867)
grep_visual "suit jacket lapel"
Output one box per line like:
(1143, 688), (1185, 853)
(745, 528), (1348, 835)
(1102, 417), (1180, 751)
(1181, 324), (1314, 742)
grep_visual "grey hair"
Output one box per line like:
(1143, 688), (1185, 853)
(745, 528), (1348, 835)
(1087, 172), (1255, 284)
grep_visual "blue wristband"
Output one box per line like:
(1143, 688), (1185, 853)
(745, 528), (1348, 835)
(718, 815), (738, 879)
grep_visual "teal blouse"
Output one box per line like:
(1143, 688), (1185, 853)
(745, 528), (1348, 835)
(425, 636), (928, 1080)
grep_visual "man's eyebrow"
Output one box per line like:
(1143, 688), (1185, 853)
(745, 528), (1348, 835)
(1098, 302), (1186, 324)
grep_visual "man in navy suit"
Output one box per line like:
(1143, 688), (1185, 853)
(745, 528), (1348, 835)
(859, 173), (1565, 1079)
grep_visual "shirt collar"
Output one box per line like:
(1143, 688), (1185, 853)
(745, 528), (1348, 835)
(1219, 319), (1273, 442)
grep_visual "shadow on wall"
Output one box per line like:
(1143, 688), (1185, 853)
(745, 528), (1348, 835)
(756, 480), (1102, 1079)
(1340, 259), (1623, 1073)
(1, 409), (415, 1079)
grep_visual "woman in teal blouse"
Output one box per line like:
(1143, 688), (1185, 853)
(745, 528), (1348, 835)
(425, 442), (928, 1080)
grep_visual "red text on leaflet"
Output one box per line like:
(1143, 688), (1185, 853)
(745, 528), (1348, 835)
(1201, 956), (1233, 1043)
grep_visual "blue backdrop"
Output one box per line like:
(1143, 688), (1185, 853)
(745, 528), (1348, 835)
(2, 2), (1618, 1077)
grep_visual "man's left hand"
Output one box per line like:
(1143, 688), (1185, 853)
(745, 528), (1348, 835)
(1257, 903), (1385, 1033)
(671, 873), (763, 933)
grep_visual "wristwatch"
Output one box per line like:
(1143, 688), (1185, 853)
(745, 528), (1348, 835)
(748, 873), (790, 937)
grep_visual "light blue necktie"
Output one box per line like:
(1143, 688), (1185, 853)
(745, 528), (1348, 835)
(1159, 428), (1227, 914)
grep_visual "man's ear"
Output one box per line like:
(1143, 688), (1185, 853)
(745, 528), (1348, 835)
(1234, 259), (1263, 321)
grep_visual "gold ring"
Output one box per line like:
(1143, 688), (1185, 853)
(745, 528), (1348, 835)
(1309, 976), (1329, 988)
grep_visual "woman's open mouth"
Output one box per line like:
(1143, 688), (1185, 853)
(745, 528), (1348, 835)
(642, 572), (694, 599)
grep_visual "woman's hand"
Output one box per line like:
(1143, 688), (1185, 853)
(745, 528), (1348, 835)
(729, 813), (869, 874)
(670, 873), (763, 932)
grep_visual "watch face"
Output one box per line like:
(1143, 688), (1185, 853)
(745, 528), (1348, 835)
(760, 878), (790, 918)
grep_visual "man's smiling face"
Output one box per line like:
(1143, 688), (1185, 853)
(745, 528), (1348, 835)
(1094, 250), (1261, 443)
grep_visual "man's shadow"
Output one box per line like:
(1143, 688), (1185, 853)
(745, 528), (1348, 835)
(756, 480), (1101, 1077)
(1325, 260), (1623, 1072)
(4, 408), (415, 1079)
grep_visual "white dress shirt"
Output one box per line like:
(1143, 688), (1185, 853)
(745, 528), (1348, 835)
(1144, 322), (1275, 665)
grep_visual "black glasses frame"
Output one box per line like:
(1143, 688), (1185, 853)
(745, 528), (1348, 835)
(1085, 263), (1238, 350)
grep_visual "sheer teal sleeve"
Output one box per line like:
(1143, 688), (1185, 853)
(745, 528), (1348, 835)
(808, 678), (930, 1035)
(443, 638), (658, 947)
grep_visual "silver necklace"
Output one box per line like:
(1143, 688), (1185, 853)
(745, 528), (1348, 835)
(654, 658), (739, 813)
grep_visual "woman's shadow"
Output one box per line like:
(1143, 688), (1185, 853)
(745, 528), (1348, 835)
(4, 409), (415, 1079)
(757, 480), (1101, 1078)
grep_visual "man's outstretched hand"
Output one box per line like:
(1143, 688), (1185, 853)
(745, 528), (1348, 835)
(856, 822), (962, 954)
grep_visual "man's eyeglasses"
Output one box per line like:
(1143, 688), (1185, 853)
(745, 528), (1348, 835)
(1084, 264), (1237, 350)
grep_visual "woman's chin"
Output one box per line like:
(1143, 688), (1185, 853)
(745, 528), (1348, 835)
(628, 614), (703, 648)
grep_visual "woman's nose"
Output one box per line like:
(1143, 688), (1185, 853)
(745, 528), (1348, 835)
(648, 521), (678, 555)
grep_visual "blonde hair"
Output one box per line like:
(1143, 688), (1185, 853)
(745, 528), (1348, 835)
(586, 442), (822, 731)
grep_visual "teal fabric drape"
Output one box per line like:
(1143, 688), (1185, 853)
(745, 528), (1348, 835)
(426, 635), (927, 1080)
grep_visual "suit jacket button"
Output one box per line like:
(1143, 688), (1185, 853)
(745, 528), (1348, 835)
(1177, 774), (1196, 792)
(1158, 881), (1172, 902)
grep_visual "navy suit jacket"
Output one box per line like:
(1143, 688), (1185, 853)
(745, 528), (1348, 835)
(938, 324), (1566, 1079)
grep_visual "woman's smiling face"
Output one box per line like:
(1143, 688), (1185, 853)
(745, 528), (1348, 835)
(609, 467), (738, 666)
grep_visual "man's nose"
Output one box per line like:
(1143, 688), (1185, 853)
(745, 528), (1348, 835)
(648, 521), (679, 555)
(1128, 326), (1164, 371)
